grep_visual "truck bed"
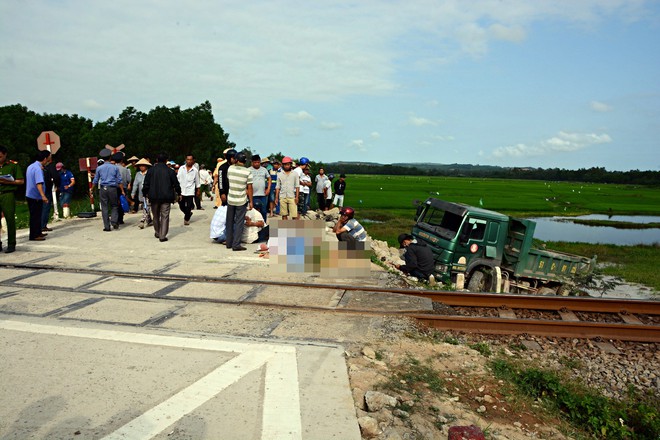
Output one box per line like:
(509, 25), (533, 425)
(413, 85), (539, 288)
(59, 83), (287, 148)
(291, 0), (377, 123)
(503, 218), (595, 281)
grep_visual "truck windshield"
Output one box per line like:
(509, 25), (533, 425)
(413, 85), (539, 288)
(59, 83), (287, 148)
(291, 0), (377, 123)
(418, 208), (464, 240)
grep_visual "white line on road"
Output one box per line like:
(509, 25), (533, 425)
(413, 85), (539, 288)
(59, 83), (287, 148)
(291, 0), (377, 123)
(1, 319), (302, 440)
(263, 352), (303, 439)
(102, 350), (274, 440)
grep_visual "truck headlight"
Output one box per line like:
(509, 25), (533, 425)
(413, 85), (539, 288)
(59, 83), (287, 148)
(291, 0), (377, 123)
(435, 264), (447, 273)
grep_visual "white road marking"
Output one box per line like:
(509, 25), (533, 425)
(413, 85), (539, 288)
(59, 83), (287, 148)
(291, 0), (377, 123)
(0, 319), (302, 440)
(263, 352), (302, 439)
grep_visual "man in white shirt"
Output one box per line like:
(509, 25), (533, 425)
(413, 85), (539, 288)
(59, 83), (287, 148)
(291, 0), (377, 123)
(197, 163), (213, 209)
(242, 201), (267, 243)
(323, 174), (334, 211)
(314, 168), (328, 211)
(177, 154), (200, 225)
(298, 167), (312, 217)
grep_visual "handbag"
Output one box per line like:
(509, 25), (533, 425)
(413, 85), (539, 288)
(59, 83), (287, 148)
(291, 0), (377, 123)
(119, 194), (130, 213)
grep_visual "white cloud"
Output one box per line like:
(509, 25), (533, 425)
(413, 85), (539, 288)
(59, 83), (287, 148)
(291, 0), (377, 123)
(431, 135), (455, 142)
(245, 107), (264, 121)
(492, 131), (613, 158)
(590, 101), (613, 112)
(488, 24), (526, 43)
(349, 139), (367, 152)
(83, 99), (103, 109)
(0, 1), (649, 121)
(408, 114), (439, 127)
(284, 110), (315, 121)
(370, 131), (380, 139)
(222, 107), (264, 130)
(320, 121), (342, 130)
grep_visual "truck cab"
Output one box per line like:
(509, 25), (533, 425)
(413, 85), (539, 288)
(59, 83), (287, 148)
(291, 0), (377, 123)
(411, 198), (595, 293)
(412, 198), (508, 285)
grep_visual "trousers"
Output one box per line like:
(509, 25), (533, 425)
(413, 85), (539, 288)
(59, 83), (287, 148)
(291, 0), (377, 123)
(99, 186), (119, 229)
(151, 201), (172, 239)
(27, 197), (43, 240)
(0, 192), (17, 246)
(225, 203), (248, 249)
(179, 195), (195, 221)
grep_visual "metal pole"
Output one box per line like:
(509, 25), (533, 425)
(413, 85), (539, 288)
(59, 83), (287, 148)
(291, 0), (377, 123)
(86, 158), (95, 211)
(45, 143), (60, 222)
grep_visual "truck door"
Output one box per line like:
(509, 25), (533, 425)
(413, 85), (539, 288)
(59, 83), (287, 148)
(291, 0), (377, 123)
(454, 217), (488, 263)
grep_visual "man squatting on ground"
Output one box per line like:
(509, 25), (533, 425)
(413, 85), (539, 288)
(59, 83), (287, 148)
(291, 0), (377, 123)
(333, 206), (367, 244)
(396, 233), (436, 284)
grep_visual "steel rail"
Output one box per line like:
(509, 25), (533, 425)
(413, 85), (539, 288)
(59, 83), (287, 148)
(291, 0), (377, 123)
(2, 263), (660, 342)
(410, 314), (660, 343)
(404, 291), (660, 315)
(2, 262), (659, 316)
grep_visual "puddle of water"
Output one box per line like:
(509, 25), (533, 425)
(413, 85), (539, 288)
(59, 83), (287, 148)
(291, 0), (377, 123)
(528, 215), (660, 245)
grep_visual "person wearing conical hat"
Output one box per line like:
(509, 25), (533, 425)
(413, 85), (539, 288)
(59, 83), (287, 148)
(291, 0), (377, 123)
(212, 148), (231, 208)
(126, 156), (140, 212)
(131, 158), (152, 229)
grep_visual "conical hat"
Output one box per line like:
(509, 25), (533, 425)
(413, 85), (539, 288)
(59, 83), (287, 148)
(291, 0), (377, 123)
(135, 158), (151, 166)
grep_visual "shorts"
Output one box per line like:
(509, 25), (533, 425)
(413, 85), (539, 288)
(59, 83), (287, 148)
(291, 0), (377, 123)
(332, 194), (344, 207)
(280, 197), (297, 218)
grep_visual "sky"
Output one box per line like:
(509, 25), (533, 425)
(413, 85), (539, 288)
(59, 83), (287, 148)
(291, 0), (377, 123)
(1, 0), (659, 171)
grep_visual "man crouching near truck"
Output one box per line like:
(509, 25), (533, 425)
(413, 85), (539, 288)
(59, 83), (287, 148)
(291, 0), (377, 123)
(397, 233), (437, 286)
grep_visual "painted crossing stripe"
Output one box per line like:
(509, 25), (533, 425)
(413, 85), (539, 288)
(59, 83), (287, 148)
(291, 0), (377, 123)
(0, 319), (302, 440)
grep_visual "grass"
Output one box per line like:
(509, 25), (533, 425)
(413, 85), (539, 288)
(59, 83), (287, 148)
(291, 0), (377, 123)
(380, 355), (446, 395)
(490, 358), (660, 439)
(345, 175), (660, 217)
(11, 196), (98, 230)
(343, 175), (660, 293)
(569, 219), (660, 229)
(8, 176), (659, 291)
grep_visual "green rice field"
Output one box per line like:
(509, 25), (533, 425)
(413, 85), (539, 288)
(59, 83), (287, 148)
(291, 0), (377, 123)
(9, 175), (660, 292)
(342, 175), (660, 218)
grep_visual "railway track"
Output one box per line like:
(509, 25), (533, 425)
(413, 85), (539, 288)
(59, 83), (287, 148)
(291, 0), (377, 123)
(2, 262), (659, 342)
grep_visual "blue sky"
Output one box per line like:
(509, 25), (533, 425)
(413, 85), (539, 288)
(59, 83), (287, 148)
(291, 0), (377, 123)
(1, 1), (659, 170)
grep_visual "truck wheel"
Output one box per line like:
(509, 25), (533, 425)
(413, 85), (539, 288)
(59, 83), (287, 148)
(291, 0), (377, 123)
(467, 270), (491, 292)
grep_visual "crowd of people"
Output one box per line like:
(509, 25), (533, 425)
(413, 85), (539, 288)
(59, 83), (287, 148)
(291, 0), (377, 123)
(1, 146), (433, 286)
(0, 146), (365, 252)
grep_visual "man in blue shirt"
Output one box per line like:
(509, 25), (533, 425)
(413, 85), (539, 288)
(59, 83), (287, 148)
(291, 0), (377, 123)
(92, 156), (125, 231)
(25, 150), (51, 241)
(56, 162), (75, 215)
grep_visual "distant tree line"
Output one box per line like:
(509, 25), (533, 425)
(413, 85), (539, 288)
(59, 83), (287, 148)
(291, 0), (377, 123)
(2, 103), (658, 194)
(325, 163), (660, 186)
(0, 102), (235, 173)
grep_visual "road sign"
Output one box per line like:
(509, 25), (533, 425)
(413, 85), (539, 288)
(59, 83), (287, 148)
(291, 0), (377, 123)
(37, 131), (61, 155)
(78, 157), (98, 171)
(37, 131), (61, 221)
(79, 157), (98, 211)
(99, 144), (125, 158)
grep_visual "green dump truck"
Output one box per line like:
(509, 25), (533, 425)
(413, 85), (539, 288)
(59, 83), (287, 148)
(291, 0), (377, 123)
(412, 198), (596, 294)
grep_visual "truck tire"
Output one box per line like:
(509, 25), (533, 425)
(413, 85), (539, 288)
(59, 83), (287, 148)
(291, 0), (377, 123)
(467, 270), (491, 292)
(538, 287), (556, 295)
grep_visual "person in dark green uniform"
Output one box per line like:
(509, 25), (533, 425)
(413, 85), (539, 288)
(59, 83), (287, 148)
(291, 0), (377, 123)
(0, 145), (25, 253)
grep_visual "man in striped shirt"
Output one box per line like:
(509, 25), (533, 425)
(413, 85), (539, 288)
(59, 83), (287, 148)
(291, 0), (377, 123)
(225, 152), (253, 251)
(333, 206), (367, 243)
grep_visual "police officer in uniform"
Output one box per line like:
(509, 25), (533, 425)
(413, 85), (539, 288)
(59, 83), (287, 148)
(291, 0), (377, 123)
(0, 145), (25, 253)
